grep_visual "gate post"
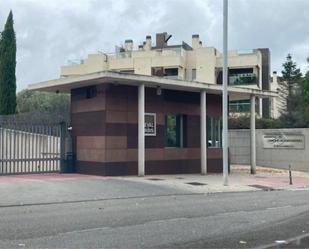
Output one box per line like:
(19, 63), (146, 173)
(60, 122), (66, 173)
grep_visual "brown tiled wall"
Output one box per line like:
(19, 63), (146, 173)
(71, 83), (223, 176)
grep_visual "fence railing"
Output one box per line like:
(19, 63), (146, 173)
(0, 122), (63, 175)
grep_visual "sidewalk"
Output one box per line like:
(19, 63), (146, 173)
(234, 165), (309, 190)
(119, 165), (309, 194)
(0, 166), (309, 207)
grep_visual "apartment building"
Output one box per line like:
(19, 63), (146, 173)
(61, 32), (271, 118)
(270, 71), (288, 118)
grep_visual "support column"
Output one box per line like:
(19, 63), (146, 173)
(250, 94), (256, 174)
(201, 90), (207, 175)
(138, 84), (145, 176)
(222, 0), (229, 186)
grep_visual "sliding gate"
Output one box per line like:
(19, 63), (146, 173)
(0, 122), (66, 175)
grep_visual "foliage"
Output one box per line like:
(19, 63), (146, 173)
(280, 55), (309, 128)
(15, 89), (70, 123)
(282, 54), (302, 85)
(229, 116), (282, 129)
(304, 57), (309, 103)
(0, 11), (17, 115)
(281, 54), (302, 114)
(230, 74), (257, 85)
(230, 55), (309, 129)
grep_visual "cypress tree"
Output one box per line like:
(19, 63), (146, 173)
(0, 10), (17, 115)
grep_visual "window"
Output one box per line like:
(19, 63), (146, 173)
(164, 68), (178, 77)
(207, 116), (222, 148)
(86, 86), (97, 99)
(164, 68), (178, 80)
(192, 69), (196, 81)
(152, 67), (179, 79)
(229, 100), (251, 113)
(165, 114), (186, 148)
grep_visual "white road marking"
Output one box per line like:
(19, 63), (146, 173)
(266, 205), (291, 210)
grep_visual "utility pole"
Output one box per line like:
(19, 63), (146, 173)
(222, 0), (229, 186)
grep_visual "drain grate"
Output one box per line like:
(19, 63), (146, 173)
(148, 178), (164, 181)
(248, 184), (274, 191)
(186, 182), (207, 186)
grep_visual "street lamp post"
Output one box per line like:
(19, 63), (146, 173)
(222, 0), (229, 186)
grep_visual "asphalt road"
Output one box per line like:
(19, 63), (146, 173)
(1, 188), (309, 248)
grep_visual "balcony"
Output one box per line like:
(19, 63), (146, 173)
(229, 101), (251, 113)
(229, 73), (257, 86)
(152, 67), (179, 80)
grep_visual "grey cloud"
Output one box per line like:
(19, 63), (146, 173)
(0, 0), (308, 91)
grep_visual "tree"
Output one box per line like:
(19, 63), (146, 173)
(281, 54), (302, 113)
(16, 89), (70, 122)
(0, 11), (17, 115)
(303, 57), (309, 103)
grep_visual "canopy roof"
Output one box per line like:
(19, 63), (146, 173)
(28, 71), (277, 100)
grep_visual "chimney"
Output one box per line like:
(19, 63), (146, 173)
(144, 35), (152, 51)
(124, 39), (133, 51)
(192, 34), (202, 49)
(156, 32), (171, 48)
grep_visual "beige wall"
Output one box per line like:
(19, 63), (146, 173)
(60, 38), (264, 90)
(270, 74), (288, 118)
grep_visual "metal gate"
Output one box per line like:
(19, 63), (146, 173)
(0, 122), (66, 175)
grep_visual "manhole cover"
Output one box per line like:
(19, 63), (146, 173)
(248, 184), (274, 191)
(176, 177), (184, 179)
(186, 182), (207, 186)
(148, 178), (164, 181)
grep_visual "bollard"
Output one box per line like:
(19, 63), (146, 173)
(289, 165), (293, 185)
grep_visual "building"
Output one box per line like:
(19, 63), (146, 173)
(28, 33), (277, 176)
(270, 71), (288, 118)
(61, 32), (271, 118)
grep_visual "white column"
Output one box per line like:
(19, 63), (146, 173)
(138, 84), (145, 176)
(250, 94), (256, 174)
(222, 0), (229, 185)
(201, 90), (207, 175)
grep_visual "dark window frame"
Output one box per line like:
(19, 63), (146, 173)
(165, 114), (187, 148)
(86, 86), (97, 99)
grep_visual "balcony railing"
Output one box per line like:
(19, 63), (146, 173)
(229, 102), (251, 112)
(229, 73), (257, 85)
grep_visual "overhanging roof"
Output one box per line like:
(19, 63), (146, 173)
(28, 71), (277, 100)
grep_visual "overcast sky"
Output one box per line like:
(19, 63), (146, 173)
(1, 0), (309, 91)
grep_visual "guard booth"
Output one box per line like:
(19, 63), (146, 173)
(28, 71), (277, 176)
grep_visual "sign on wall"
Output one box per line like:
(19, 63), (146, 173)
(145, 113), (156, 136)
(263, 132), (305, 149)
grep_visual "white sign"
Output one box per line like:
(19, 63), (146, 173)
(145, 113), (156, 136)
(263, 132), (305, 149)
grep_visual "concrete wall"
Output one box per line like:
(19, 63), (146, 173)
(229, 128), (309, 172)
(229, 129), (250, 165)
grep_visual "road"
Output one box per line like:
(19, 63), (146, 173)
(1, 188), (309, 248)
